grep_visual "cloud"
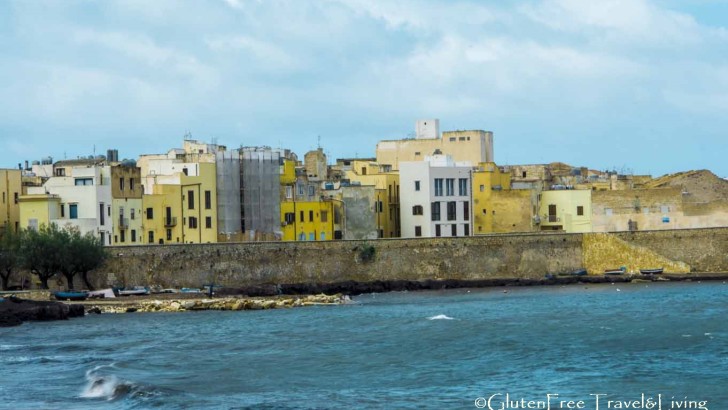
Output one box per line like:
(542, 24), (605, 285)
(206, 35), (299, 70)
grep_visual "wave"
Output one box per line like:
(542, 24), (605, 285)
(80, 363), (167, 404)
(427, 314), (455, 320)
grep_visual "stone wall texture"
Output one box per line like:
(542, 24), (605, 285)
(97, 227), (728, 289)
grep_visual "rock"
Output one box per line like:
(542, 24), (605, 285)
(181, 301), (196, 309)
(88, 307), (102, 314)
(0, 297), (84, 327)
(125, 307), (138, 313)
(169, 301), (181, 311)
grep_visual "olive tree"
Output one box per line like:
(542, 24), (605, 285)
(21, 224), (65, 289)
(0, 226), (22, 290)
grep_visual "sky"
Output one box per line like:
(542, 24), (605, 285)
(1, 0), (727, 177)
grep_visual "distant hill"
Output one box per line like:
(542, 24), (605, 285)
(643, 170), (728, 203)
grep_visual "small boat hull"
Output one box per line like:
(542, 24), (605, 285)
(54, 291), (89, 301)
(604, 269), (624, 275)
(640, 268), (663, 275)
(571, 269), (588, 276)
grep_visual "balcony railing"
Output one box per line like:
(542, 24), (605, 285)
(164, 217), (177, 227)
(547, 215), (560, 223)
(118, 218), (129, 229)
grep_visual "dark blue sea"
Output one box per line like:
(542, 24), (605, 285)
(1, 282), (726, 409)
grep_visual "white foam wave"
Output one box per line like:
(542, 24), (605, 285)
(0, 344), (25, 351)
(427, 314), (455, 320)
(81, 363), (133, 401)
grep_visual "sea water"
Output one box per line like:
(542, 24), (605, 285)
(1, 282), (727, 409)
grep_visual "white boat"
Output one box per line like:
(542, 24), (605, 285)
(88, 288), (116, 299)
(117, 287), (150, 296)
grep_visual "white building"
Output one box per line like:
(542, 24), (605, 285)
(399, 155), (473, 238)
(26, 159), (114, 245)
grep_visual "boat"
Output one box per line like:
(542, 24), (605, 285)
(53, 291), (89, 301)
(640, 268), (664, 275)
(604, 267), (626, 275)
(571, 269), (588, 276)
(117, 286), (150, 296)
(88, 288), (116, 299)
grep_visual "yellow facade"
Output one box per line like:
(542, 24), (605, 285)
(0, 169), (22, 233)
(539, 190), (592, 233)
(111, 165), (144, 246)
(18, 194), (61, 230)
(280, 201), (335, 241)
(472, 163), (515, 234)
(142, 162), (218, 244)
(280, 159), (297, 185)
(344, 160), (401, 238)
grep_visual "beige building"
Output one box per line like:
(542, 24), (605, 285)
(376, 120), (493, 170)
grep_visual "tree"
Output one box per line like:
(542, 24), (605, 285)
(74, 232), (107, 290)
(58, 227), (81, 290)
(21, 224), (65, 290)
(0, 226), (22, 290)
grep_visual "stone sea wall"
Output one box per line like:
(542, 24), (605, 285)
(96, 228), (728, 290)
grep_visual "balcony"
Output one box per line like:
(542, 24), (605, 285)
(118, 218), (129, 229)
(164, 217), (177, 227)
(542, 214), (561, 223)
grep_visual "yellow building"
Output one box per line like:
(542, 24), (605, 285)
(538, 190), (592, 232)
(142, 162), (218, 244)
(0, 169), (22, 233)
(342, 160), (401, 238)
(472, 162), (527, 234)
(18, 194), (61, 230)
(280, 200), (335, 241)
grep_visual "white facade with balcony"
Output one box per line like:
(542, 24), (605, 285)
(400, 155), (473, 238)
(26, 163), (113, 245)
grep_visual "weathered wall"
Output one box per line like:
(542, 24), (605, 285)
(583, 233), (690, 274)
(96, 228), (728, 289)
(99, 233), (583, 288)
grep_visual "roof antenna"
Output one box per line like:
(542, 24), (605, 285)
(317, 135), (321, 150)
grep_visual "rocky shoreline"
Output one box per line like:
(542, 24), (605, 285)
(83, 293), (346, 314)
(0, 296), (85, 327)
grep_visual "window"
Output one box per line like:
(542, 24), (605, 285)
(434, 179), (443, 196)
(415, 181), (421, 191)
(446, 178), (454, 196)
(577, 206), (584, 216)
(300, 211), (304, 222)
(522, 171), (527, 178)
(321, 211), (328, 222)
(361, 167), (367, 175)
(130, 208), (135, 220)
(660, 205), (669, 213)
(166, 229), (172, 241)
(451, 224), (457, 237)
(309, 210), (314, 222)
(447, 201), (456, 221)
(205, 216), (212, 229)
(435, 224), (441, 237)
(377, 201), (383, 213)
(147, 208), (154, 219)
(69, 204), (78, 219)
(187, 190), (195, 210)
(60, 203), (65, 218)
(286, 186), (293, 199)
(308, 186), (315, 197)
(321, 232), (326, 240)
(463, 202), (469, 221)
(2, 192), (4, 203)
(464, 224), (470, 236)
(120, 230), (125, 243)
(459, 178), (468, 196)
(285, 213), (295, 224)
(130, 179), (135, 191)
(55, 168), (65, 176)
(298, 184), (304, 196)
(412, 205), (423, 215)
(431, 202), (440, 221)
(131, 230), (136, 243)
(415, 226), (422, 237)
(182, 168), (188, 176)
(459, 137), (465, 141)
(449, 137), (456, 141)
(309, 232), (315, 241)
(119, 177), (124, 191)
(98, 203), (103, 225)
(414, 152), (421, 156)
(148, 231), (154, 243)
(205, 191), (212, 209)
(108, 206), (111, 217)
(189, 217), (198, 229)
(75, 178), (93, 186)
(482, 208), (487, 214)
(299, 232), (306, 241)
(480, 185), (485, 192)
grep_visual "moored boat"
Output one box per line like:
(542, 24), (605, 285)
(604, 267), (626, 275)
(117, 286), (150, 296)
(640, 268), (664, 275)
(53, 291), (89, 301)
(571, 269), (588, 276)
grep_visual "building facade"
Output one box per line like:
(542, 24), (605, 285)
(399, 155), (473, 238)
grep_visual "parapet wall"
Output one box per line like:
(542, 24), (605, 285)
(97, 228), (728, 289)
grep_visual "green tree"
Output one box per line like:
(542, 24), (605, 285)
(58, 227), (81, 290)
(74, 232), (107, 290)
(21, 224), (64, 289)
(0, 226), (22, 290)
